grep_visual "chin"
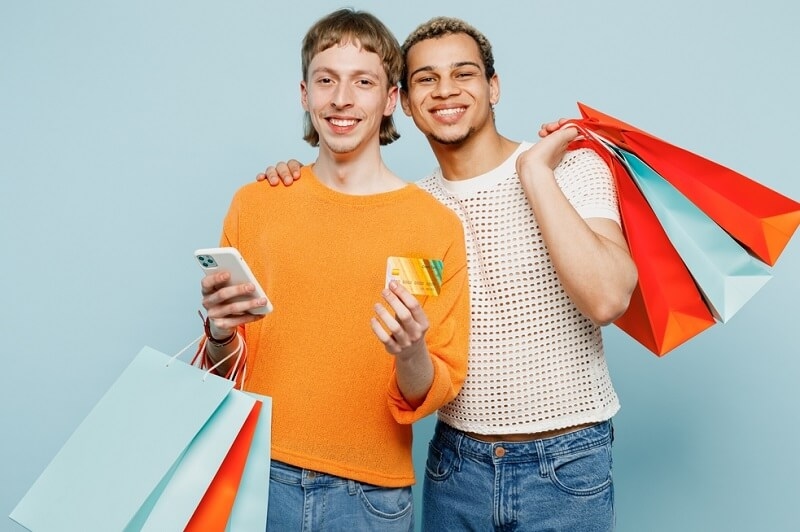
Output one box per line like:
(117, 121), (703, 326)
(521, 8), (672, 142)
(429, 129), (474, 146)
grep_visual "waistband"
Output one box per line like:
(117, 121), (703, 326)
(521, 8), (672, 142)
(270, 459), (352, 488)
(433, 419), (613, 463)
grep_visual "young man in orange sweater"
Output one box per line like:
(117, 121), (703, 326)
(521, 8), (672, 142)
(197, 9), (470, 531)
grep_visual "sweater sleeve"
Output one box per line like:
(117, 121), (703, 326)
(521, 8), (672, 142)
(386, 223), (471, 424)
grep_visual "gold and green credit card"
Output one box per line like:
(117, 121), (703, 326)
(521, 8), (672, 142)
(385, 256), (444, 296)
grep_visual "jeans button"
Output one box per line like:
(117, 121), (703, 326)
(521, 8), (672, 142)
(494, 446), (506, 458)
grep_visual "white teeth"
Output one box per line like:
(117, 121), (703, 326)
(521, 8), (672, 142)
(330, 119), (357, 127)
(434, 108), (463, 116)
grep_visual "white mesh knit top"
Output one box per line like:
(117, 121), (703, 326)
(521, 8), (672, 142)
(416, 143), (621, 434)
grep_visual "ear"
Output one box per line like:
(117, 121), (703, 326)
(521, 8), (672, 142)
(400, 89), (412, 117)
(300, 80), (309, 111)
(489, 73), (500, 106)
(384, 85), (399, 116)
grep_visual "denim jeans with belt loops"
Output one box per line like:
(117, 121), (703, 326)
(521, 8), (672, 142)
(267, 459), (414, 531)
(423, 419), (615, 531)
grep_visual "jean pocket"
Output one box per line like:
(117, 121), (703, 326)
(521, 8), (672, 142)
(547, 442), (613, 496)
(424, 439), (457, 482)
(355, 483), (413, 520)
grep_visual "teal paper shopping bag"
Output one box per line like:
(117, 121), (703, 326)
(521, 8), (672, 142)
(226, 393), (273, 531)
(132, 388), (258, 531)
(615, 147), (772, 322)
(10, 346), (239, 531)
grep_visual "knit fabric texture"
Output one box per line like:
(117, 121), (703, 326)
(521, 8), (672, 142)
(220, 166), (470, 487)
(417, 144), (621, 435)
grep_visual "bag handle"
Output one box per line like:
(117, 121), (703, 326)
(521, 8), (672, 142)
(166, 328), (247, 388)
(561, 119), (622, 158)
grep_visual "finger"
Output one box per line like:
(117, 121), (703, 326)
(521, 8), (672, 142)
(256, 172), (266, 182)
(387, 281), (429, 329)
(555, 125), (579, 143)
(381, 284), (410, 322)
(288, 159), (303, 178)
(273, 162), (296, 186)
(201, 271), (231, 295)
(374, 301), (412, 345)
(263, 166), (281, 186)
(205, 295), (269, 322)
(370, 317), (400, 354)
(203, 282), (262, 310)
(210, 311), (265, 332)
(370, 316), (392, 343)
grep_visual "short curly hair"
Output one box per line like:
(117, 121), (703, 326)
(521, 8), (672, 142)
(400, 17), (495, 91)
(301, 9), (402, 146)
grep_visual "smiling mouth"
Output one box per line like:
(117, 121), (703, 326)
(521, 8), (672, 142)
(432, 107), (465, 118)
(327, 118), (359, 127)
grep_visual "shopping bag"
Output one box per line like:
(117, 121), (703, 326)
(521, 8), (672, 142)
(612, 143), (772, 322)
(184, 399), (262, 531)
(578, 102), (800, 266)
(570, 138), (716, 355)
(9, 346), (263, 532)
(133, 389), (260, 531)
(225, 393), (272, 531)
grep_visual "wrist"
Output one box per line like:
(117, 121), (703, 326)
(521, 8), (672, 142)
(199, 310), (236, 346)
(517, 161), (553, 181)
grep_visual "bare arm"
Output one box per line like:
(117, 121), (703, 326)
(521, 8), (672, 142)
(516, 127), (637, 325)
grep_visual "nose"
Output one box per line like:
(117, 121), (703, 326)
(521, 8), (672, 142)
(331, 82), (354, 108)
(432, 77), (460, 98)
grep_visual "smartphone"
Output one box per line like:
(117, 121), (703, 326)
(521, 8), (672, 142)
(194, 247), (273, 315)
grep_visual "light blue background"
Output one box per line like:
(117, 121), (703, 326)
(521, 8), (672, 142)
(2, 1), (798, 531)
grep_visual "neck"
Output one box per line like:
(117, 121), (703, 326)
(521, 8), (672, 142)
(313, 144), (405, 195)
(429, 128), (519, 182)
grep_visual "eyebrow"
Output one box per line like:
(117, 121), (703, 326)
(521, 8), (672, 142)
(310, 67), (381, 79)
(408, 61), (482, 79)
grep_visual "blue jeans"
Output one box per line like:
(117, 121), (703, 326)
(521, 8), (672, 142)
(267, 459), (414, 531)
(423, 420), (615, 531)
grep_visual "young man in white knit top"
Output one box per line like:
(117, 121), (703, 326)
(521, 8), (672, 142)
(260, 16), (637, 532)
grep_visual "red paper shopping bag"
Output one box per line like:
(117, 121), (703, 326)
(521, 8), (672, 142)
(578, 102), (800, 265)
(570, 138), (716, 355)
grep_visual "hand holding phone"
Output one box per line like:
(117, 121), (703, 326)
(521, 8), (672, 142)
(195, 247), (273, 315)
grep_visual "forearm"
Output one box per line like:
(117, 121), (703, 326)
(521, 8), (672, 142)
(520, 166), (637, 324)
(394, 347), (435, 408)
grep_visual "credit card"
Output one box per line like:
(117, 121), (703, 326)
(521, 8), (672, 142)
(385, 256), (444, 296)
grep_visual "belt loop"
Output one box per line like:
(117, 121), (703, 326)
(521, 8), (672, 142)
(534, 440), (548, 477)
(451, 425), (464, 472)
(347, 479), (358, 495)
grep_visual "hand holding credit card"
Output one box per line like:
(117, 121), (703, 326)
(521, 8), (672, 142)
(385, 257), (444, 296)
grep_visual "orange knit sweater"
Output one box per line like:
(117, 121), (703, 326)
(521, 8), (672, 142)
(220, 167), (470, 487)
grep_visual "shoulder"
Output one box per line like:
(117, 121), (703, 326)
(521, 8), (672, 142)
(555, 148), (614, 188)
(232, 181), (266, 198)
(558, 147), (610, 174)
(232, 177), (310, 203)
(404, 183), (463, 229)
(415, 172), (437, 187)
(408, 183), (452, 211)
